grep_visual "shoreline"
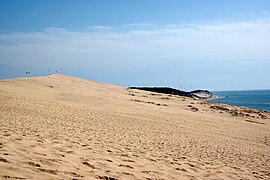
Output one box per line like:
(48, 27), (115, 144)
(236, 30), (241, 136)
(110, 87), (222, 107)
(205, 95), (225, 101)
(209, 97), (270, 113)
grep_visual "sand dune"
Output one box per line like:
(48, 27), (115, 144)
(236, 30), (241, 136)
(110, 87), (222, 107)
(0, 74), (269, 179)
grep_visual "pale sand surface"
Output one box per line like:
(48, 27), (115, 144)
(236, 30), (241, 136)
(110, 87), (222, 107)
(0, 74), (269, 179)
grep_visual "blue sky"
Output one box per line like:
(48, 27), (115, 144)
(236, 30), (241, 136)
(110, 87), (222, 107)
(0, 0), (270, 91)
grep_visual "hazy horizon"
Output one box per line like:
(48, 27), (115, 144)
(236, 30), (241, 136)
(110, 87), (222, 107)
(1, 0), (270, 91)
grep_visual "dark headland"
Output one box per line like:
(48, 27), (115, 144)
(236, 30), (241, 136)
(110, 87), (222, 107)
(128, 87), (221, 100)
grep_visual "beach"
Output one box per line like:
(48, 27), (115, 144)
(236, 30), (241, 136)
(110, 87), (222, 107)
(0, 74), (269, 179)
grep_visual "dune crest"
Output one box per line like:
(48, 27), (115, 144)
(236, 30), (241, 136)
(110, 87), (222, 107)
(0, 74), (269, 179)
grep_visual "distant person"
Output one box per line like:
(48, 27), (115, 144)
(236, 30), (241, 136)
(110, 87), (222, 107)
(26, 71), (31, 77)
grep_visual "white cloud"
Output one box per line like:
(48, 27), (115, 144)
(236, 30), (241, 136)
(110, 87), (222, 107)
(87, 25), (112, 31)
(0, 19), (270, 69)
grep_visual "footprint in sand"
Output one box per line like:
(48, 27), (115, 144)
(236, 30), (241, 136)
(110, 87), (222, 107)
(142, 170), (163, 175)
(25, 161), (41, 167)
(2, 175), (26, 179)
(82, 161), (95, 169)
(0, 157), (9, 163)
(175, 168), (188, 172)
(119, 164), (134, 169)
(96, 175), (118, 180)
(63, 171), (84, 178)
(122, 159), (135, 162)
(37, 168), (57, 175)
(121, 172), (134, 176)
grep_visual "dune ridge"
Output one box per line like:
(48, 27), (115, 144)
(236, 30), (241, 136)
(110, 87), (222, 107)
(0, 74), (269, 179)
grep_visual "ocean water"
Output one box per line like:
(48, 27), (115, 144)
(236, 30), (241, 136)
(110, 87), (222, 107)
(209, 90), (270, 112)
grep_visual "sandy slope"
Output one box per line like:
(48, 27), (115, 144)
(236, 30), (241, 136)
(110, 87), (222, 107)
(0, 74), (269, 180)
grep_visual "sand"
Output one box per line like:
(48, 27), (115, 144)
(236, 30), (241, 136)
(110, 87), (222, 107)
(0, 74), (269, 179)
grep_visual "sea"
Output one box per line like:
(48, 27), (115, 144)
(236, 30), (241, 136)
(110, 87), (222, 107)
(209, 90), (270, 112)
